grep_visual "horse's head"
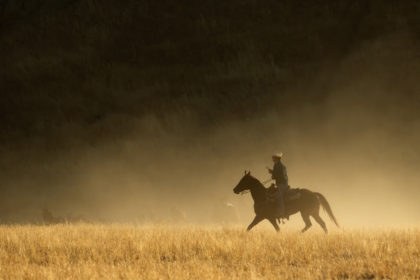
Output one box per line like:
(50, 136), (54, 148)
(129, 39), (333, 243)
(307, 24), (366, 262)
(233, 170), (254, 194)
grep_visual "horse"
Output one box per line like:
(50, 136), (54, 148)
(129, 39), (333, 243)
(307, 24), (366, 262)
(233, 171), (339, 233)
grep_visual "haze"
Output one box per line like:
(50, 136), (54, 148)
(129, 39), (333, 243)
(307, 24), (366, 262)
(0, 2), (419, 228)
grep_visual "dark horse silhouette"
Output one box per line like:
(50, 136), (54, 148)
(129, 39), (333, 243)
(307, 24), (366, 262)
(233, 171), (339, 233)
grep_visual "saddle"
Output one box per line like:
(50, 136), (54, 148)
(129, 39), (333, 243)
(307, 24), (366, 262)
(284, 188), (301, 201)
(266, 185), (301, 202)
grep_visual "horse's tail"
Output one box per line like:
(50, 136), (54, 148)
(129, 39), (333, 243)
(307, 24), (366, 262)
(315, 192), (339, 227)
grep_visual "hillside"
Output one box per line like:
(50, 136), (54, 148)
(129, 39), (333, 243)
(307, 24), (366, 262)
(1, 0), (420, 146)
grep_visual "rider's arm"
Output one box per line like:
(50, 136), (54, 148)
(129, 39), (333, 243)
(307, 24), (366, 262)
(271, 163), (281, 179)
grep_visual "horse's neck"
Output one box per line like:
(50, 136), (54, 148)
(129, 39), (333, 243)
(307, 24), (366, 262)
(250, 179), (266, 203)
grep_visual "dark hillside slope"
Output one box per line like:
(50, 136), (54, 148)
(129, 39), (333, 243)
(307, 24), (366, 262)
(1, 0), (419, 146)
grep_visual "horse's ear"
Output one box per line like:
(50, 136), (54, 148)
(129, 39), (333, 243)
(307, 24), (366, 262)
(244, 170), (247, 175)
(247, 170), (251, 175)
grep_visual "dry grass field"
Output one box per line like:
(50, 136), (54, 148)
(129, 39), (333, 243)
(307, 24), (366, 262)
(0, 225), (419, 280)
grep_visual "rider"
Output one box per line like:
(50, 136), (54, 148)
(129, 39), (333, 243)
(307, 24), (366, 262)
(268, 152), (289, 218)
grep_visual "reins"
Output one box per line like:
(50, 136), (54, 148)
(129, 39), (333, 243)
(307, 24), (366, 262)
(262, 178), (273, 185)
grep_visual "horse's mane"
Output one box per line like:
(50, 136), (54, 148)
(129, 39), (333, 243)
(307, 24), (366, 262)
(248, 175), (267, 190)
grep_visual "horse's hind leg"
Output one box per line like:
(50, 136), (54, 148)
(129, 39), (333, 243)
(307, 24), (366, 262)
(268, 217), (280, 232)
(313, 214), (328, 234)
(247, 215), (263, 232)
(300, 212), (312, 233)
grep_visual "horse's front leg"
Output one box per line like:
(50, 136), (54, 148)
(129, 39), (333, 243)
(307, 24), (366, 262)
(247, 215), (264, 231)
(268, 217), (280, 232)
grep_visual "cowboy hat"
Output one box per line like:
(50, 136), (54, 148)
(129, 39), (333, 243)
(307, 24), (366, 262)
(272, 152), (283, 158)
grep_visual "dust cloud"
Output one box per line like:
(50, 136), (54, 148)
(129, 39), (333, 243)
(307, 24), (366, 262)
(1, 34), (419, 228)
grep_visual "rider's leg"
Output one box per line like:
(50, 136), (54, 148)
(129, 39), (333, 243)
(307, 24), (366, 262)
(278, 194), (285, 218)
(277, 183), (287, 218)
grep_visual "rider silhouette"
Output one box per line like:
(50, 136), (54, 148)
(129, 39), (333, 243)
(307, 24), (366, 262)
(267, 152), (289, 218)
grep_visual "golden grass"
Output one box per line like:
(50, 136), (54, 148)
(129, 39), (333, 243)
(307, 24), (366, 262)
(0, 225), (419, 279)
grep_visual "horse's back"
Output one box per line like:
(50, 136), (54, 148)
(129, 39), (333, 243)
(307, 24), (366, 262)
(285, 188), (319, 208)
